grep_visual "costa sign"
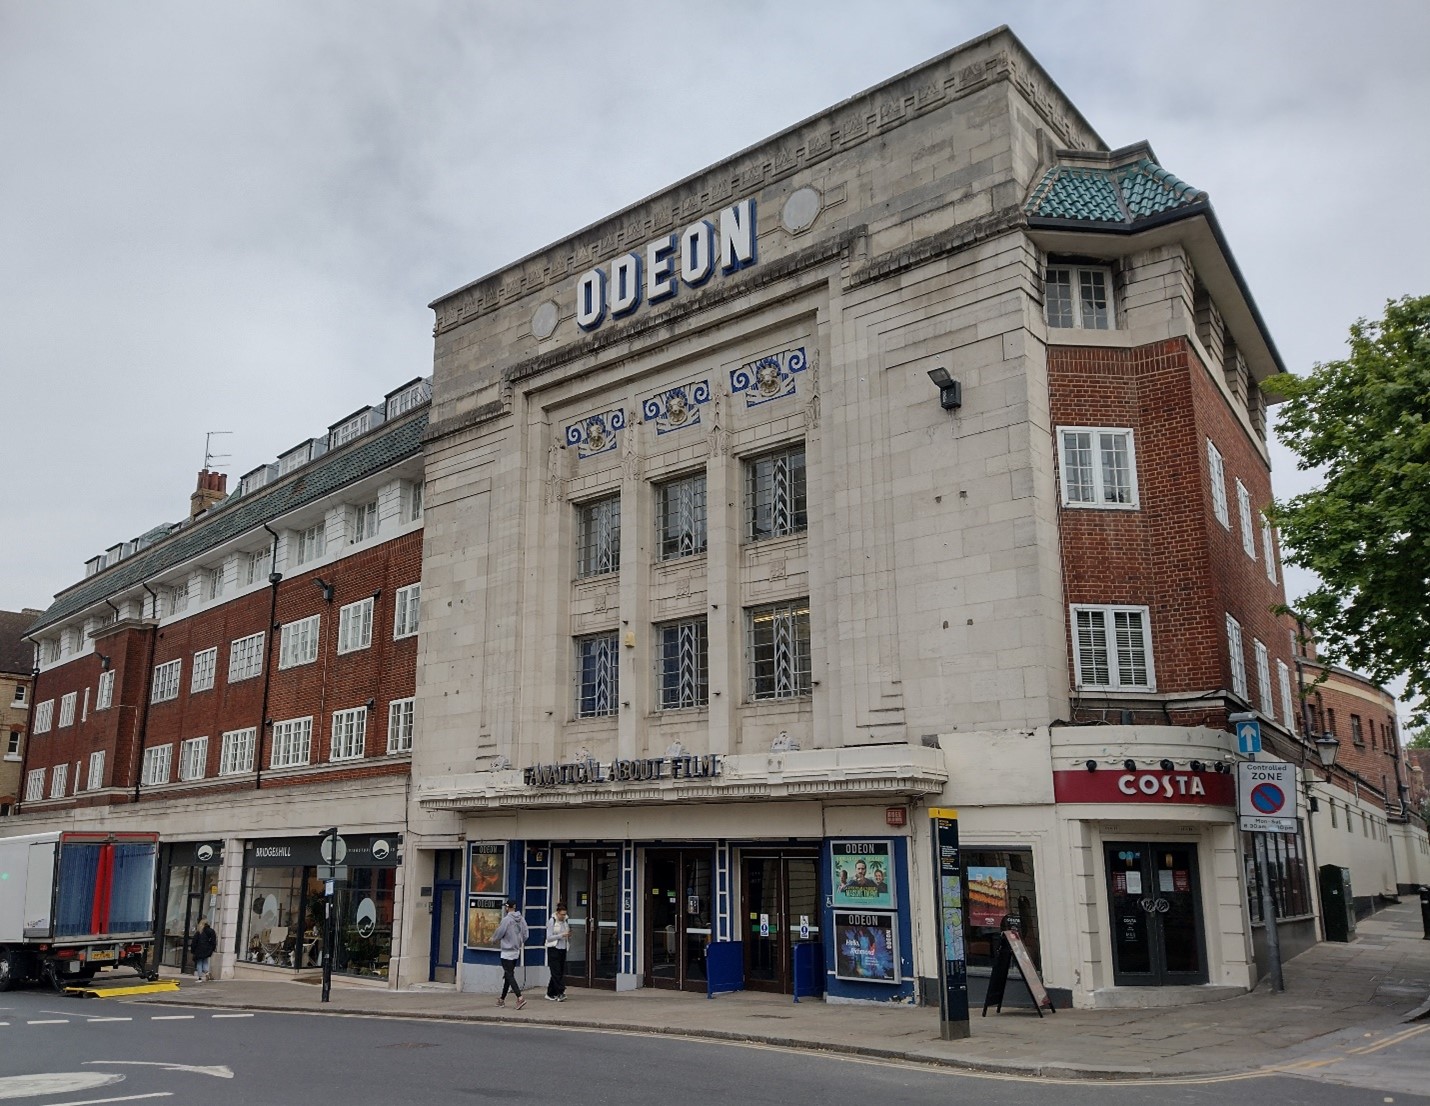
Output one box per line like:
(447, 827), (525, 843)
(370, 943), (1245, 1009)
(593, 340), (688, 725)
(1052, 769), (1234, 807)
(575, 199), (757, 331)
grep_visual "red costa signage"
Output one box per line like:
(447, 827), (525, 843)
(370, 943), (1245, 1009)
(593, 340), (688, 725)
(1053, 769), (1234, 806)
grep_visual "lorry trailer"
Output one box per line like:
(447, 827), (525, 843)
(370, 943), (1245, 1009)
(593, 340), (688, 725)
(0, 830), (160, 989)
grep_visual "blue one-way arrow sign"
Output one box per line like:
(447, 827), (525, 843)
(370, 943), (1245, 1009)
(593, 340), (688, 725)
(1236, 720), (1262, 755)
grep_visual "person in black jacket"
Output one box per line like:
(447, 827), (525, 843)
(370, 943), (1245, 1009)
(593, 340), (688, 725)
(190, 917), (218, 982)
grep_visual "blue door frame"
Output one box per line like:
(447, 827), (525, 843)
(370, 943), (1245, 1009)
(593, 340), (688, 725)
(430, 879), (461, 983)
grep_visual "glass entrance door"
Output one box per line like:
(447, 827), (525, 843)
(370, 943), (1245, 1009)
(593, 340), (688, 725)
(1104, 842), (1207, 986)
(644, 849), (712, 992)
(160, 865), (219, 971)
(742, 853), (819, 993)
(561, 849), (620, 989)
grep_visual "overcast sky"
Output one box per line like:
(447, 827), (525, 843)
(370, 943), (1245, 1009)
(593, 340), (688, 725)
(3, 1), (1426, 703)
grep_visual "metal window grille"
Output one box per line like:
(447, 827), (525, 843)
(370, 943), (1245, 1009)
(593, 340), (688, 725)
(657, 474), (707, 560)
(330, 708), (367, 761)
(746, 446), (807, 541)
(658, 619), (709, 709)
(577, 495), (621, 577)
(747, 602), (811, 700)
(575, 633), (619, 717)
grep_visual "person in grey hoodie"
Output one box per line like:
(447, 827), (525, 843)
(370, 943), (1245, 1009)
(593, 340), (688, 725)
(494, 900), (529, 1009)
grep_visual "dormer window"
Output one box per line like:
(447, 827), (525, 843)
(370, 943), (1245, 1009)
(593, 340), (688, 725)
(240, 466), (271, 496)
(330, 410), (372, 450)
(386, 378), (431, 420)
(1045, 264), (1114, 330)
(279, 441), (313, 475)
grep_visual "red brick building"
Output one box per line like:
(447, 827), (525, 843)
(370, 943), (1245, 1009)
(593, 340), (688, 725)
(16, 378), (428, 984)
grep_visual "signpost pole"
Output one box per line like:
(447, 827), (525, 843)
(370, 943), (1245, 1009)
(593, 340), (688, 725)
(1253, 831), (1284, 993)
(928, 808), (970, 1040)
(321, 827), (338, 1004)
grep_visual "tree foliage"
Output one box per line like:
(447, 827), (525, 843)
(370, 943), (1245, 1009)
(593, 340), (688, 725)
(1266, 295), (1430, 725)
(1406, 727), (1430, 751)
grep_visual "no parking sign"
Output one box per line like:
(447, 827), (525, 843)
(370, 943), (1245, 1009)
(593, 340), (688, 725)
(1237, 761), (1298, 833)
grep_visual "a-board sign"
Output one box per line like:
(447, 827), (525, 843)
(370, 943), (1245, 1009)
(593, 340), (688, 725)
(982, 929), (1056, 1017)
(1237, 760), (1297, 833)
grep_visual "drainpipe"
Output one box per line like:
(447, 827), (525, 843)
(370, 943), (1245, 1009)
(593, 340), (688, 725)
(17, 635), (39, 812)
(255, 524), (282, 789)
(132, 583), (161, 802)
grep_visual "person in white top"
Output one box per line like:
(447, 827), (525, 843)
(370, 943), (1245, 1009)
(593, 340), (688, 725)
(545, 902), (572, 1002)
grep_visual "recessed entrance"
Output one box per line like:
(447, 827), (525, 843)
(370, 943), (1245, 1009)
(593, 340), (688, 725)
(741, 852), (819, 994)
(1103, 841), (1208, 986)
(561, 849), (621, 989)
(644, 849), (712, 992)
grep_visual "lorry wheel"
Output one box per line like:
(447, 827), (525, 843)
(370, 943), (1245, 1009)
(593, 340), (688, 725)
(0, 951), (18, 992)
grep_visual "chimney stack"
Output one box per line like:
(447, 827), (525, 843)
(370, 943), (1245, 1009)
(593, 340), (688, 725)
(190, 469), (227, 520)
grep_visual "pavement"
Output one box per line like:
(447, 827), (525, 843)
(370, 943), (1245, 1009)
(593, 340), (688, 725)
(118, 900), (1430, 1081)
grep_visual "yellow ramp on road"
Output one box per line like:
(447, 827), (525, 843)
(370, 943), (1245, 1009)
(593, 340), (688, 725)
(65, 979), (180, 998)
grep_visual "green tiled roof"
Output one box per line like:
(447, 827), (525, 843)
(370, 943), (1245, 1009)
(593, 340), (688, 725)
(30, 413), (428, 634)
(1027, 157), (1204, 224)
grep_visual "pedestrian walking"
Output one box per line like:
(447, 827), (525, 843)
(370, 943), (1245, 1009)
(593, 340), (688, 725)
(494, 900), (528, 1009)
(545, 901), (571, 1001)
(190, 916), (218, 982)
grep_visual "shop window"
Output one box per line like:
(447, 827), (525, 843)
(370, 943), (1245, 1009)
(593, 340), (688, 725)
(657, 472), (707, 560)
(242, 866), (310, 966)
(747, 600), (812, 700)
(961, 849), (1040, 971)
(335, 868), (396, 979)
(1243, 828), (1313, 921)
(1057, 427), (1138, 508)
(1044, 264), (1114, 330)
(576, 494), (621, 578)
(745, 445), (806, 541)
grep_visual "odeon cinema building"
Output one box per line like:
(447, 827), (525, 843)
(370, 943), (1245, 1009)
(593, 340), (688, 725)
(399, 27), (1355, 1008)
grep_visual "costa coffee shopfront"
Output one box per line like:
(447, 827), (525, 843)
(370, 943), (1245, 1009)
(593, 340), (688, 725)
(238, 832), (403, 981)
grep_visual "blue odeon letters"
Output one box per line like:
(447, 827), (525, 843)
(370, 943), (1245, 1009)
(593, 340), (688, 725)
(575, 199), (757, 331)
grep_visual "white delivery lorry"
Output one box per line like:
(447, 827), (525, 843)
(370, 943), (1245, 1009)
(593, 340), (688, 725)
(0, 830), (160, 989)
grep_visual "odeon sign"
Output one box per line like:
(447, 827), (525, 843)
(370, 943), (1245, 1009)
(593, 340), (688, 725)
(575, 198), (757, 332)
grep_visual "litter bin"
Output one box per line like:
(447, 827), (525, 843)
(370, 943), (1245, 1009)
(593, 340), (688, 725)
(1319, 865), (1356, 942)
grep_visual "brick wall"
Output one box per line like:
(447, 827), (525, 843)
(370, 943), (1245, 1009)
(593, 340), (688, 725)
(1050, 336), (1296, 727)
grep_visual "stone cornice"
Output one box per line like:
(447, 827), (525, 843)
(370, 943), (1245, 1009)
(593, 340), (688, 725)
(415, 746), (946, 813)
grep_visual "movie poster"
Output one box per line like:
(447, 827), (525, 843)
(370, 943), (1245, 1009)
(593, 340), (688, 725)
(469, 842), (507, 897)
(830, 840), (894, 909)
(966, 866), (1010, 928)
(465, 897), (504, 949)
(834, 912), (899, 982)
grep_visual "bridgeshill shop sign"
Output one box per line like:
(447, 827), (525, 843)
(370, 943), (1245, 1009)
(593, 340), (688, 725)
(1052, 768), (1234, 806)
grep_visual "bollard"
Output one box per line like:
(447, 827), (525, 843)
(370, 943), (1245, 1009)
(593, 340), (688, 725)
(1420, 886), (1430, 940)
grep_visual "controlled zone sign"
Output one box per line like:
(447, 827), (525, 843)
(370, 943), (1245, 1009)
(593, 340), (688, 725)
(1237, 760), (1297, 833)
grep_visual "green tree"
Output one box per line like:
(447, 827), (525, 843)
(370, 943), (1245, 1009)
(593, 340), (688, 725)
(1406, 727), (1430, 750)
(1267, 295), (1430, 725)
